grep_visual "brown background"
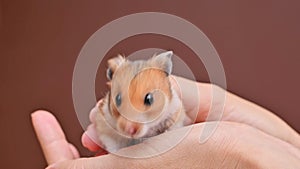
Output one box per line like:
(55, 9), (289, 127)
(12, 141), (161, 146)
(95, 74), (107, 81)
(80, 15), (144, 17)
(1, 1), (300, 168)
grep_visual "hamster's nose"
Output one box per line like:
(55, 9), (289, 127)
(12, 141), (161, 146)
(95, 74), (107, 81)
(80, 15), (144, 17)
(124, 123), (139, 136)
(127, 127), (137, 135)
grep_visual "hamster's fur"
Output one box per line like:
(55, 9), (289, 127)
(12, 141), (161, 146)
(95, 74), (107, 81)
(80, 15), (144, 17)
(91, 51), (191, 152)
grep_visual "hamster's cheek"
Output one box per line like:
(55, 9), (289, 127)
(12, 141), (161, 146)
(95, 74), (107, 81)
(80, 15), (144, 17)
(136, 125), (148, 138)
(115, 118), (122, 132)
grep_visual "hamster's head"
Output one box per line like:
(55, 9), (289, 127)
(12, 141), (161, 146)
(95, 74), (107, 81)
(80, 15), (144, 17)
(106, 51), (174, 138)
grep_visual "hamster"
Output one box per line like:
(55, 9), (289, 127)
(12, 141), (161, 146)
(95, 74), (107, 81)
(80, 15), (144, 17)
(90, 51), (191, 152)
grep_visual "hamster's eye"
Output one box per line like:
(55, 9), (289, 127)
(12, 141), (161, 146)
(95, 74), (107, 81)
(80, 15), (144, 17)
(144, 93), (153, 106)
(107, 68), (113, 80)
(115, 93), (121, 107)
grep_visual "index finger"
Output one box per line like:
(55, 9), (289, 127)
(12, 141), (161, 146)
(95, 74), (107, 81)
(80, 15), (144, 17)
(31, 110), (76, 165)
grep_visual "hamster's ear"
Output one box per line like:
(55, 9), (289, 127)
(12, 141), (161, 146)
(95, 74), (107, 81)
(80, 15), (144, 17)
(151, 51), (173, 75)
(107, 54), (125, 80)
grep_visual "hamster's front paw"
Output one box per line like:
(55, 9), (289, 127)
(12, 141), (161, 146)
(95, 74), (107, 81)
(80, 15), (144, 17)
(92, 97), (132, 152)
(89, 99), (106, 124)
(97, 98), (106, 108)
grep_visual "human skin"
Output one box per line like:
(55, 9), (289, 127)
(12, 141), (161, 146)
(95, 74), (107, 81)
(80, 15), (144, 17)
(31, 76), (300, 168)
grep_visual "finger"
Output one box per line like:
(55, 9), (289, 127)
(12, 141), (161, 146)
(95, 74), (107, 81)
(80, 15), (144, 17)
(69, 143), (80, 158)
(227, 93), (300, 148)
(95, 149), (108, 156)
(31, 110), (75, 165)
(173, 76), (300, 148)
(46, 155), (117, 169)
(81, 124), (104, 152)
(49, 123), (218, 169)
(49, 122), (300, 169)
(171, 76), (213, 122)
(81, 131), (102, 152)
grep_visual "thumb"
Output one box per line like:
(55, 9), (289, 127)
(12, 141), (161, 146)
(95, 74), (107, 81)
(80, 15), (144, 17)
(46, 155), (119, 169)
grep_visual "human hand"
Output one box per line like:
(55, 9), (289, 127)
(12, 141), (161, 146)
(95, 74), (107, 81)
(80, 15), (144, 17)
(32, 111), (300, 168)
(32, 76), (300, 168)
(173, 76), (300, 148)
(83, 75), (300, 152)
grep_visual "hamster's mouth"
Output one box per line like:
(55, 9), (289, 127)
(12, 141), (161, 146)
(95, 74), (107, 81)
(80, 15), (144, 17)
(117, 117), (175, 139)
(117, 126), (144, 139)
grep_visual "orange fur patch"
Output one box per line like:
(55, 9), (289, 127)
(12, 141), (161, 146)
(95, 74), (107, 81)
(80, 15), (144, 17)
(129, 68), (171, 112)
(109, 96), (120, 118)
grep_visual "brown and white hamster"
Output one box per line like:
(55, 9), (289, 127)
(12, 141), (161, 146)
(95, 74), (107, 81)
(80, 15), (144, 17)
(90, 51), (191, 152)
